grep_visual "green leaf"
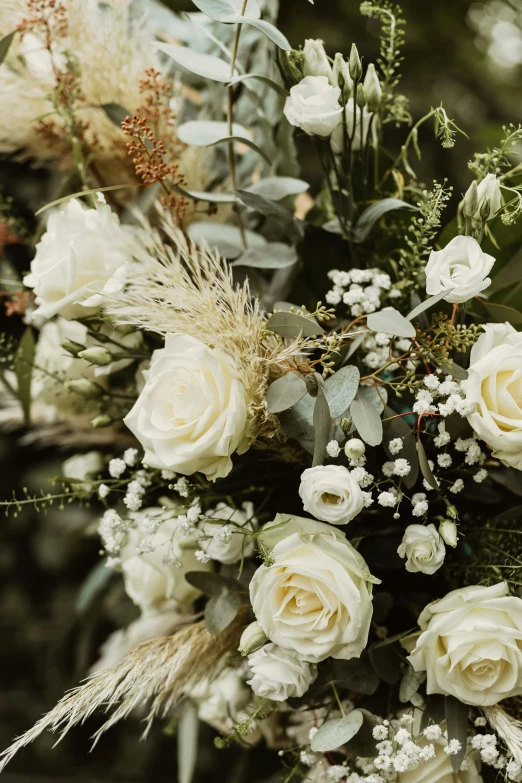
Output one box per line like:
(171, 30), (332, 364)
(228, 73), (288, 97)
(479, 299), (522, 326)
(368, 633), (404, 684)
(312, 383), (331, 467)
(399, 665), (426, 704)
(245, 176), (308, 201)
(420, 694), (446, 731)
(231, 243), (298, 270)
(345, 709), (378, 757)
(177, 702), (199, 783)
(311, 710), (364, 752)
(324, 365), (360, 418)
(14, 326), (35, 426)
(36, 183), (137, 216)
(383, 406), (419, 490)
(0, 31), (16, 67)
(445, 695), (469, 773)
(436, 359), (468, 380)
(367, 308), (416, 338)
(267, 372), (307, 413)
(187, 222), (266, 258)
(154, 43), (234, 82)
(353, 198), (418, 243)
(100, 103), (129, 127)
(417, 439), (440, 490)
(205, 590), (242, 634)
(358, 384), (388, 414)
(350, 390), (383, 446)
(235, 189), (303, 242)
(75, 559), (113, 615)
(184, 570), (242, 596)
(266, 311), (323, 338)
(276, 394), (315, 441)
(191, 0), (261, 21)
(489, 468), (522, 498)
(178, 120), (250, 145)
(407, 289), (454, 321)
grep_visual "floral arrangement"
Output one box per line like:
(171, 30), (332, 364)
(2, 1), (522, 782)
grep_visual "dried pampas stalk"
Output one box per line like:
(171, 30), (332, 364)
(485, 704), (522, 764)
(0, 610), (246, 773)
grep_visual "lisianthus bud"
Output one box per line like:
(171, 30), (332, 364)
(363, 63), (382, 112)
(90, 413), (113, 428)
(332, 52), (353, 98)
(278, 49), (305, 88)
(345, 437), (366, 459)
(303, 39), (333, 82)
(78, 346), (113, 366)
(356, 83), (365, 109)
(349, 43), (362, 80)
(239, 621), (268, 656)
(462, 180), (479, 219)
(66, 379), (104, 398)
(476, 173), (502, 220)
(61, 340), (85, 356)
(438, 519), (458, 548)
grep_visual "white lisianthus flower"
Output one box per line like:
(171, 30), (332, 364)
(25, 199), (134, 324)
(284, 76), (342, 137)
(124, 334), (250, 481)
(247, 643), (317, 701)
(331, 99), (373, 153)
(200, 502), (256, 564)
(119, 507), (212, 613)
(397, 524), (446, 575)
(425, 235), (495, 304)
(298, 465), (364, 525)
(250, 515), (380, 663)
(302, 39), (333, 81)
(464, 322), (522, 470)
(408, 582), (522, 706)
(62, 451), (103, 483)
(476, 173), (502, 221)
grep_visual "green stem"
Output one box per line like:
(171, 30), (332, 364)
(227, 0), (249, 249)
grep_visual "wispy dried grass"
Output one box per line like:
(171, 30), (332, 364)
(485, 704), (522, 764)
(0, 610), (246, 773)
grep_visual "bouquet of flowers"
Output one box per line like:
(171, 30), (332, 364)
(2, 1), (522, 781)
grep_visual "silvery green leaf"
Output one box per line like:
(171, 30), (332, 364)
(358, 384), (387, 415)
(235, 189), (303, 242)
(341, 330), (366, 364)
(0, 31), (15, 67)
(325, 365), (360, 418)
(185, 571), (242, 597)
(179, 189), (238, 203)
(205, 590), (242, 634)
(311, 711), (364, 752)
(100, 103), (129, 127)
(228, 73), (288, 97)
(399, 666), (426, 704)
(76, 560), (112, 615)
(191, 0), (261, 20)
(417, 439), (439, 490)
(312, 384), (331, 467)
(345, 709), (378, 757)
(437, 360), (468, 380)
(277, 394), (315, 441)
(245, 176), (309, 201)
(14, 326), (34, 426)
(177, 120), (250, 146)
(445, 696), (469, 773)
(266, 311), (322, 338)
(353, 198), (419, 243)
(367, 308), (416, 338)
(235, 18), (291, 50)
(407, 289), (454, 321)
(231, 243), (298, 269)
(350, 390), (383, 446)
(154, 42), (234, 82)
(177, 702), (199, 783)
(187, 222), (266, 258)
(267, 372), (307, 413)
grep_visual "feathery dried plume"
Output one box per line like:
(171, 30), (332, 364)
(484, 704), (522, 764)
(0, 610), (246, 773)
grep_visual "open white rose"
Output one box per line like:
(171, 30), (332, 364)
(284, 76), (342, 137)
(408, 582), (522, 706)
(250, 514), (379, 663)
(124, 334), (249, 480)
(465, 322), (522, 470)
(200, 502), (256, 564)
(331, 99), (373, 153)
(247, 643), (317, 701)
(425, 236), (495, 304)
(119, 507), (212, 613)
(25, 199), (134, 324)
(299, 465), (364, 525)
(397, 524), (446, 575)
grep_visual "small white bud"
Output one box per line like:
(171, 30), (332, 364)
(332, 52), (353, 98)
(349, 43), (362, 80)
(66, 379), (104, 398)
(303, 39), (333, 82)
(439, 519), (458, 548)
(78, 346), (113, 366)
(462, 180), (479, 219)
(238, 621), (268, 656)
(345, 437), (366, 459)
(363, 63), (382, 112)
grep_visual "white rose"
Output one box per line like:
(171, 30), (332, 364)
(408, 582), (522, 706)
(120, 506), (212, 613)
(247, 643), (317, 701)
(62, 450), (104, 482)
(250, 514), (380, 663)
(188, 667), (253, 734)
(303, 39), (333, 81)
(124, 334), (249, 481)
(425, 235), (495, 304)
(476, 173), (502, 220)
(399, 727), (483, 783)
(465, 322), (522, 470)
(284, 76), (342, 137)
(331, 99), (373, 153)
(298, 465), (364, 525)
(25, 199), (134, 324)
(397, 524), (446, 575)
(200, 502), (256, 564)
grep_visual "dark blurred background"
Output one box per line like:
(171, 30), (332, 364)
(2, 0), (522, 780)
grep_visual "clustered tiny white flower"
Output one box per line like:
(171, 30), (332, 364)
(109, 457), (127, 478)
(351, 467), (373, 488)
(362, 491), (374, 507)
(434, 421), (451, 448)
(423, 724), (442, 740)
(99, 509), (125, 555)
(424, 374), (440, 390)
(388, 438), (403, 455)
(437, 453), (452, 468)
(382, 461), (395, 477)
(443, 739), (462, 755)
(173, 477), (189, 497)
(373, 725), (389, 740)
(412, 491), (428, 517)
(507, 759), (522, 781)
(474, 468), (488, 483)
(412, 390), (437, 415)
(98, 483), (110, 499)
(326, 268), (392, 316)
(161, 469), (176, 480)
(326, 439), (341, 458)
(123, 448), (138, 466)
(124, 478), (146, 511)
(378, 491), (397, 508)
(393, 458), (411, 477)
(474, 717), (487, 728)
(195, 550), (212, 563)
(327, 766), (348, 782)
(450, 478), (464, 494)
(300, 751), (317, 767)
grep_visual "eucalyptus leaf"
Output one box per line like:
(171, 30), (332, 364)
(445, 696), (469, 773)
(367, 308), (416, 338)
(479, 299), (522, 325)
(205, 590), (242, 634)
(399, 666), (426, 704)
(228, 73), (288, 97)
(353, 198), (418, 243)
(266, 311), (323, 338)
(310, 710), (364, 752)
(325, 365), (360, 418)
(345, 709), (378, 757)
(101, 103), (129, 127)
(358, 385), (388, 414)
(235, 189), (303, 242)
(245, 176), (309, 201)
(75, 560), (112, 615)
(231, 243), (298, 269)
(236, 18), (291, 50)
(178, 120), (250, 145)
(368, 633), (405, 684)
(177, 702), (199, 783)
(437, 360), (468, 380)
(0, 31), (15, 67)
(180, 189), (238, 203)
(185, 570), (242, 597)
(154, 42), (234, 82)
(14, 326), (35, 426)
(312, 384), (331, 467)
(191, 0), (261, 20)
(407, 289), (454, 321)
(276, 394), (315, 441)
(187, 222), (266, 258)
(350, 390), (383, 446)
(420, 694), (446, 731)
(267, 372), (307, 413)
(417, 439), (440, 490)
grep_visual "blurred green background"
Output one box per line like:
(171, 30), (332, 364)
(2, 0), (522, 780)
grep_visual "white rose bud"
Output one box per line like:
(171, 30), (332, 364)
(476, 173), (502, 221)
(66, 378), (104, 398)
(239, 621), (268, 656)
(438, 519), (458, 548)
(345, 437), (366, 459)
(332, 52), (353, 98)
(397, 524), (446, 575)
(408, 582), (522, 705)
(363, 63), (382, 112)
(247, 643), (317, 701)
(425, 235), (495, 304)
(303, 39), (333, 82)
(283, 76), (342, 137)
(299, 464), (364, 525)
(78, 346), (113, 366)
